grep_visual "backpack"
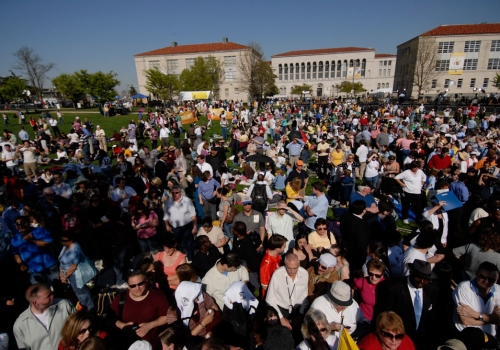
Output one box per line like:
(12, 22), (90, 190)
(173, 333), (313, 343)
(222, 302), (257, 337)
(96, 287), (118, 318)
(224, 199), (239, 224)
(251, 183), (268, 205)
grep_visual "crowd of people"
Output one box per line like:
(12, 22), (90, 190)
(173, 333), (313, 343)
(0, 98), (500, 350)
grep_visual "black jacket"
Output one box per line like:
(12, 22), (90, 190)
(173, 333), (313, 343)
(233, 235), (261, 273)
(339, 212), (371, 271)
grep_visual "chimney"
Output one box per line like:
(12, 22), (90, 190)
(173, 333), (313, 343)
(222, 37), (228, 44)
(172, 41), (178, 47)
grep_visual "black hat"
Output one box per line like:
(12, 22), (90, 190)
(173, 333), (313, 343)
(457, 327), (498, 349)
(408, 259), (437, 279)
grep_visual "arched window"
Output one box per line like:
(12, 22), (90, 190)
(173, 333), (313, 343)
(331, 61), (335, 78)
(289, 63), (294, 80)
(284, 64), (288, 81)
(349, 59), (354, 67)
(342, 60), (347, 78)
(337, 60), (341, 78)
(278, 64), (283, 80)
(324, 61), (329, 79)
(312, 62), (317, 79)
(355, 59), (360, 67)
(307, 62), (311, 79)
(295, 63), (299, 80)
(301, 63), (305, 79)
(377, 83), (381, 89)
(318, 61), (323, 79)
(361, 59), (366, 77)
(282, 86), (286, 95)
(386, 83), (390, 89)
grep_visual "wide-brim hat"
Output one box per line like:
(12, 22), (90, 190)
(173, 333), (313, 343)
(458, 151), (469, 161)
(408, 259), (437, 279)
(168, 145), (176, 151)
(327, 281), (352, 307)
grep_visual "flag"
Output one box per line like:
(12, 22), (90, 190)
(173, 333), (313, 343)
(338, 327), (360, 350)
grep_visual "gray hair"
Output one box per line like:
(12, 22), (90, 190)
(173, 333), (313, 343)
(357, 184), (368, 192)
(301, 309), (331, 339)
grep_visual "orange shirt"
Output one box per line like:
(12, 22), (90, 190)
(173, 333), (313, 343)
(260, 250), (282, 297)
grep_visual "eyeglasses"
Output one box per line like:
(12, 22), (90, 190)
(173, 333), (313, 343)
(316, 227), (327, 231)
(318, 264), (328, 270)
(79, 326), (93, 335)
(477, 274), (497, 283)
(243, 203), (252, 206)
(172, 191), (180, 194)
(381, 330), (404, 341)
(128, 281), (146, 288)
(368, 272), (383, 278)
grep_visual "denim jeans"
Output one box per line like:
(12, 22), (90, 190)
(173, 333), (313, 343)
(137, 235), (158, 253)
(69, 273), (94, 309)
(30, 264), (59, 287)
(172, 222), (195, 261)
(222, 127), (228, 140)
(365, 175), (379, 189)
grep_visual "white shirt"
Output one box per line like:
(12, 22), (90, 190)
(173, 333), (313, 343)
(364, 160), (379, 178)
(355, 145), (368, 163)
(453, 279), (500, 335)
(159, 127), (170, 138)
(310, 296), (363, 333)
(403, 247), (427, 276)
(297, 334), (339, 350)
(267, 212), (298, 251)
(202, 263), (249, 310)
(265, 266), (309, 318)
(395, 169), (426, 194)
(2, 151), (18, 167)
(197, 161), (213, 176)
(110, 186), (137, 212)
(163, 195), (196, 228)
(422, 208), (449, 244)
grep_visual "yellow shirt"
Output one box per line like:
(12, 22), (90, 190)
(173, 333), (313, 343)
(308, 231), (335, 249)
(285, 184), (300, 203)
(331, 150), (344, 166)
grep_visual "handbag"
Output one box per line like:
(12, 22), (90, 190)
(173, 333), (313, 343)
(74, 253), (98, 289)
(224, 200), (240, 224)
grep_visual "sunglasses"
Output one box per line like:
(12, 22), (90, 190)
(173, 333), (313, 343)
(368, 272), (383, 278)
(318, 264), (328, 270)
(79, 326), (93, 335)
(243, 203), (252, 206)
(477, 274), (497, 283)
(128, 281), (146, 289)
(381, 330), (404, 341)
(172, 191), (180, 194)
(316, 227), (327, 231)
(312, 327), (328, 333)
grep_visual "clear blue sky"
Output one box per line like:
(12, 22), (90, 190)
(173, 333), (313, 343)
(1, 0), (499, 94)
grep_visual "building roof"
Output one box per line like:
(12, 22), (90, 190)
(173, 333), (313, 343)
(374, 53), (396, 58)
(272, 47), (373, 58)
(135, 42), (249, 57)
(421, 23), (500, 36)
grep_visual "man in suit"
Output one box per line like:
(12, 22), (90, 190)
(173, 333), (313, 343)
(132, 167), (151, 198)
(339, 200), (371, 271)
(365, 199), (396, 242)
(373, 259), (439, 349)
(154, 152), (168, 190)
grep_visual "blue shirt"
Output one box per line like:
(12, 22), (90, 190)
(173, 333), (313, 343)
(350, 191), (377, 208)
(286, 139), (305, 156)
(198, 178), (220, 200)
(10, 227), (57, 272)
(2, 205), (23, 234)
(273, 175), (286, 190)
(58, 242), (83, 271)
(305, 194), (329, 230)
(450, 181), (469, 203)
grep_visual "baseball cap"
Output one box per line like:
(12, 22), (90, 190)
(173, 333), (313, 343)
(242, 196), (252, 205)
(296, 160), (304, 166)
(318, 253), (337, 268)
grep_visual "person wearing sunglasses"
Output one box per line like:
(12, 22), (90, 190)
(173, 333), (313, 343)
(357, 311), (415, 350)
(353, 259), (386, 324)
(453, 261), (500, 338)
(59, 310), (107, 350)
(297, 309), (339, 350)
(109, 270), (169, 349)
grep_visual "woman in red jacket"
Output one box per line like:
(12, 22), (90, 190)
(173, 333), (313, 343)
(358, 311), (415, 350)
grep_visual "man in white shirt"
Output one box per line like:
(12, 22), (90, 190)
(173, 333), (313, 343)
(196, 155), (213, 176)
(454, 261), (500, 336)
(395, 161), (426, 224)
(202, 253), (249, 310)
(159, 125), (171, 148)
(310, 281), (363, 334)
(2, 144), (19, 175)
(110, 177), (137, 213)
(266, 253), (309, 330)
(355, 140), (368, 180)
(267, 200), (303, 251)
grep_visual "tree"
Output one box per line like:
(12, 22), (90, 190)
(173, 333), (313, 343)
(87, 71), (120, 103)
(129, 86), (138, 96)
(52, 73), (85, 106)
(493, 72), (500, 90)
(291, 84), (313, 95)
(144, 68), (180, 101)
(179, 56), (224, 97)
(0, 74), (28, 102)
(336, 81), (366, 94)
(238, 42), (277, 100)
(412, 38), (439, 99)
(12, 46), (55, 100)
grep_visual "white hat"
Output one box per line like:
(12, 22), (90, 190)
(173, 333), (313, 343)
(223, 281), (259, 313)
(318, 253), (337, 268)
(175, 281), (204, 326)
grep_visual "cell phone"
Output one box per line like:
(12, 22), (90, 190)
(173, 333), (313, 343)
(131, 323), (140, 331)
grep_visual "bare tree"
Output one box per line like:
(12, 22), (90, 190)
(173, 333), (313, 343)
(412, 38), (439, 100)
(13, 46), (55, 100)
(238, 42), (276, 101)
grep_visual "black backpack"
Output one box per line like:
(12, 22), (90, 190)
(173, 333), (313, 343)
(251, 183), (268, 205)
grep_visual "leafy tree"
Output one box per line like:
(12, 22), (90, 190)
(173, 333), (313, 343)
(493, 72), (500, 90)
(87, 71), (120, 103)
(238, 42), (277, 100)
(337, 81), (365, 94)
(12, 46), (55, 100)
(0, 74), (28, 102)
(291, 84), (313, 95)
(180, 56), (224, 97)
(145, 68), (180, 101)
(52, 73), (85, 106)
(129, 86), (138, 96)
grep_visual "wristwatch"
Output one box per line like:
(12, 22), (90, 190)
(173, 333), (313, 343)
(478, 313), (484, 321)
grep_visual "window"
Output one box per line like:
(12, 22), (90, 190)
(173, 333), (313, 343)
(388, 69), (391, 76)
(301, 63), (305, 79)
(383, 69), (386, 77)
(435, 60), (450, 71)
(488, 58), (500, 70)
(349, 60), (354, 67)
(492, 40), (500, 52)
(379, 69), (382, 77)
(388, 61), (392, 66)
(464, 41), (481, 52)
(342, 60), (347, 78)
(384, 60), (388, 66)
(224, 88), (229, 97)
(295, 63), (299, 80)
(361, 59), (366, 77)
(278, 64), (282, 80)
(386, 83), (390, 89)
(438, 41), (454, 53)
(166, 59), (178, 73)
(444, 79), (450, 88)
(312, 62), (317, 79)
(149, 60), (160, 69)
(289, 64), (294, 80)
(324, 61), (329, 79)
(463, 59), (478, 70)
(235, 88), (239, 95)
(224, 56), (236, 66)
(470, 78), (476, 88)
(457, 79), (463, 88)
(377, 83), (381, 89)
(484, 78), (489, 88)
(431, 79), (437, 89)
(379, 61), (383, 66)
(337, 60), (341, 78)
(225, 71), (237, 82)
(318, 61), (323, 79)
(284, 64), (288, 81)
(185, 58), (195, 69)
(307, 63), (311, 79)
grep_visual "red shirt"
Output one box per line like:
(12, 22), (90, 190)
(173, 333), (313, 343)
(357, 332), (415, 350)
(260, 250), (282, 297)
(428, 154), (452, 170)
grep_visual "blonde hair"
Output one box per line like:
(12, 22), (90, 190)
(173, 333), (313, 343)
(301, 309), (331, 339)
(376, 311), (405, 338)
(291, 177), (302, 193)
(60, 311), (93, 350)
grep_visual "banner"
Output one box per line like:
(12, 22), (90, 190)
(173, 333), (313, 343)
(208, 108), (233, 121)
(338, 327), (360, 350)
(449, 53), (465, 75)
(178, 91), (212, 101)
(179, 110), (198, 125)
(347, 67), (361, 79)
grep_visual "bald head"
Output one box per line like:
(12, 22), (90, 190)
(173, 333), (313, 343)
(25, 283), (50, 303)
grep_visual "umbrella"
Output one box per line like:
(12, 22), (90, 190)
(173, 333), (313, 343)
(288, 130), (302, 140)
(244, 154), (275, 169)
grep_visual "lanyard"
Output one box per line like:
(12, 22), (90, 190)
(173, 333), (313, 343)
(286, 276), (296, 309)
